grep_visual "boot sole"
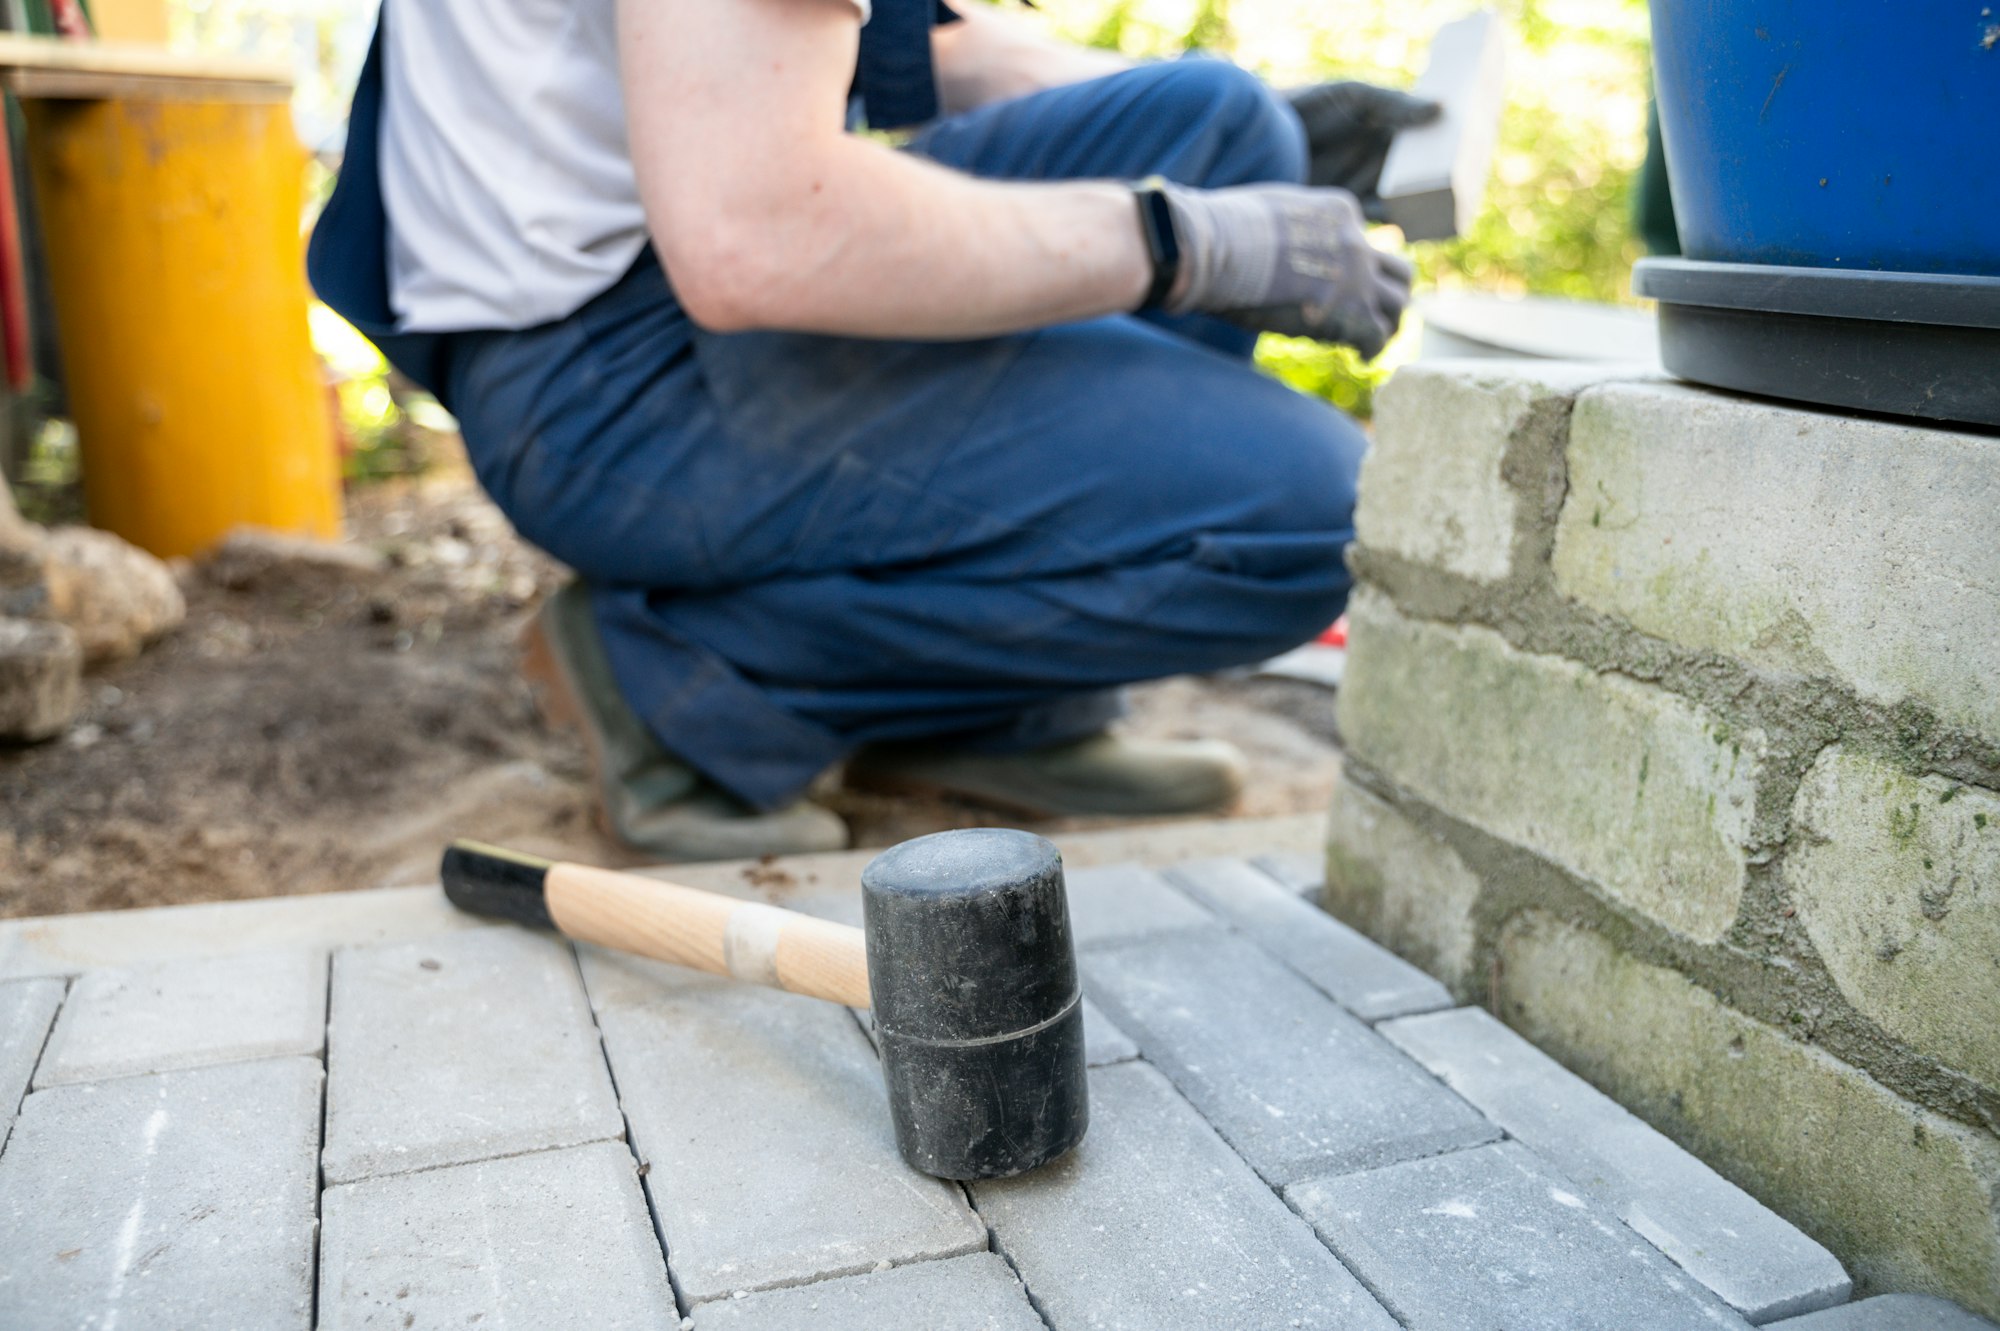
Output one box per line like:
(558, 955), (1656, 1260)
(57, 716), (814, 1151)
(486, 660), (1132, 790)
(843, 764), (1240, 820)
(842, 765), (1066, 819)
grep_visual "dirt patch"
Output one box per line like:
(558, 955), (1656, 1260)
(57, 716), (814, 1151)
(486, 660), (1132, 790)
(0, 460), (1342, 919)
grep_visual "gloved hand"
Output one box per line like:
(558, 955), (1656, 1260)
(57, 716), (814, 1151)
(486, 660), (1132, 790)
(1284, 81), (1441, 220)
(1161, 181), (1413, 360)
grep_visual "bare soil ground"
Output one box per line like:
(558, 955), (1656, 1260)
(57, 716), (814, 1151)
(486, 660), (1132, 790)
(1, 459), (1342, 919)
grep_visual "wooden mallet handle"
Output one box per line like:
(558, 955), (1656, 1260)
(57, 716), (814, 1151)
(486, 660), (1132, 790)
(440, 841), (872, 1009)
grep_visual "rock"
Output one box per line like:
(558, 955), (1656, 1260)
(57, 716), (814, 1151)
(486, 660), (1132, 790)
(0, 617), (83, 741)
(0, 543), (46, 619)
(0, 476), (49, 618)
(203, 526), (387, 597)
(0, 473), (33, 550)
(41, 526), (186, 665)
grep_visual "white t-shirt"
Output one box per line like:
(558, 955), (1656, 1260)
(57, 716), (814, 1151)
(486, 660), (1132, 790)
(380, 0), (869, 333)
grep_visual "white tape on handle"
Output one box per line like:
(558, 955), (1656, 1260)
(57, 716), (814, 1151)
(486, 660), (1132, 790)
(722, 901), (789, 988)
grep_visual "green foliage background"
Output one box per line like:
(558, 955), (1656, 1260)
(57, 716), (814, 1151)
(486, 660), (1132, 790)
(1034, 0), (1655, 416)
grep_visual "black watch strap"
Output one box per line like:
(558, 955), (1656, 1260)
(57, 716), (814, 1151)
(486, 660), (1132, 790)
(1131, 176), (1182, 312)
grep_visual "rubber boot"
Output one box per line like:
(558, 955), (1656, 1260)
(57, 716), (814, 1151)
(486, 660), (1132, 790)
(521, 582), (849, 861)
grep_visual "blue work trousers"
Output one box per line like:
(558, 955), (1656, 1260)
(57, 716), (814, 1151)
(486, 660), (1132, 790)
(443, 59), (1367, 810)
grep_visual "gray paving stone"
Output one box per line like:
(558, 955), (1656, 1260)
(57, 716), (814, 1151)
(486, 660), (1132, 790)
(0, 884), (497, 983)
(1083, 931), (1496, 1184)
(692, 1253), (1044, 1331)
(322, 928), (623, 1183)
(1769, 1294), (1999, 1331)
(0, 976), (63, 1151)
(0, 816), (1324, 981)
(1287, 1140), (1752, 1330)
(1078, 995), (1138, 1066)
(320, 1140), (675, 1330)
(974, 1060), (1396, 1330)
(1252, 848), (1325, 896)
(595, 976), (984, 1305)
(0, 1056), (322, 1331)
(1062, 861), (1216, 948)
(1382, 1006), (1851, 1321)
(1165, 856), (1455, 1021)
(33, 948), (326, 1088)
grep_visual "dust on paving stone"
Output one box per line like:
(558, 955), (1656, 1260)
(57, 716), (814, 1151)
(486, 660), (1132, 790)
(0, 464), (1343, 917)
(741, 855), (801, 892)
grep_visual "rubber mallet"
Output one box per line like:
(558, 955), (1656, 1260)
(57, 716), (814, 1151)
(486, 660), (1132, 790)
(439, 827), (1088, 1180)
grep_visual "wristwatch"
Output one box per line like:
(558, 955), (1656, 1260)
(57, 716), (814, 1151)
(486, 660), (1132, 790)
(1130, 176), (1182, 312)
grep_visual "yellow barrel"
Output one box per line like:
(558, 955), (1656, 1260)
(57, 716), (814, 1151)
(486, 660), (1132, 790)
(21, 73), (339, 558)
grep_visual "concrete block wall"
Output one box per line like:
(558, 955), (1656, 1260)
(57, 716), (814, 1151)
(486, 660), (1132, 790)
(1325, 362), (2000, 1317)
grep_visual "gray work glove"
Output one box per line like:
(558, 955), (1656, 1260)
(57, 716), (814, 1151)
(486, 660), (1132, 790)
(1284, 81), (1441, 220)
(1162, 181), (1413, 360)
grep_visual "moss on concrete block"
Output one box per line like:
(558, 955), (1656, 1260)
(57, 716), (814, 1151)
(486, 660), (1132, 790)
(1789, 749), (2000, 1094)
(1360, 361), (1648, 584)
(1553, 381), (2000, 748)
(1337, 591), (1762, 942)
(1323, 780), (1484, 994)
(1498, 910), (2000, 1316)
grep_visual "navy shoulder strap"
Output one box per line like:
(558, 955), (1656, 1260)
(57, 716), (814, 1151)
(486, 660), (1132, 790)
(854, 0), (955, 129)
(304, 12), (453, 401)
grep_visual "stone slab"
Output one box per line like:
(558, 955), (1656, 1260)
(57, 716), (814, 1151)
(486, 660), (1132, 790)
(320, 1140), (676, 1330)
(1376, 10), (1506, 239)
(1788, 748), (2000, 1093)
(1361, 361), (1643, 582)
(0, 815), (1321, 983)
(1770, 1294), (2000, 1331)
(0, 883), (493, 982)
(0, 1057), (322, 1331)
(1339, 589), (1764, 942)
(1382, 1005), (1850, 1321)
(1500, 910), (2000, 1319)
(321, 928), (623, 1184)
(626, 813), (1328, 918)
(33, 948), (326, 1088)
(1165, 856), (1454, 1021)
(0, 616), (82, 742)
(1250, 848), (1323, 896)
(595, 977), (984, 1305)
(0, 976), (63, 1151)
(1083, 930), (1496, 1184)
(1062, 861), (1216, 949)
(1554, 380), (2000, 747)
(974, 1060), (1397, 1330)
(1078, 995), (1139, 1066)
(691, 1253), (1044, 1331)
(1288, 1140), (1752, 1330)
(1324, 778), (1485, 992)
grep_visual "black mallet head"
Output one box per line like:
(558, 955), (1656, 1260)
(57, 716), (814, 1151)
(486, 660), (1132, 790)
(861, 827), (1088, 1180)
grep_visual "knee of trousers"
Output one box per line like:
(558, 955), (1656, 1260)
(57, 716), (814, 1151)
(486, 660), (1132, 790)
(1144, 58), (1308, 186)
(1241, 399), (1367, 543)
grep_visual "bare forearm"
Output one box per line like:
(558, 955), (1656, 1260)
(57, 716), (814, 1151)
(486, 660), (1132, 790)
(624, 0), (1150, 338)
(932, 4), (1131, 114)
(681, 137), (1151, 338)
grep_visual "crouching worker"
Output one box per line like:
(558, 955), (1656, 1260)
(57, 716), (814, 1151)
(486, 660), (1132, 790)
(309, 0), (1433, 859)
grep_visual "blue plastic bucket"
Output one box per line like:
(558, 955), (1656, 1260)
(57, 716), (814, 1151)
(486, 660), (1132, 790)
(1651, 1), (2000, 277)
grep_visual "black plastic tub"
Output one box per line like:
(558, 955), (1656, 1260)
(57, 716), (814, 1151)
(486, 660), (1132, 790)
(1634, 258), (2000, 429)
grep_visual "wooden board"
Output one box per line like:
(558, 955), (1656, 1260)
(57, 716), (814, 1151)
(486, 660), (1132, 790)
(0, 33), (290, 101)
